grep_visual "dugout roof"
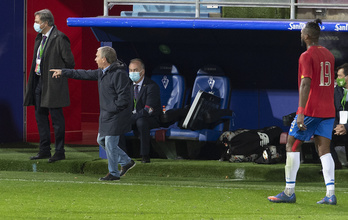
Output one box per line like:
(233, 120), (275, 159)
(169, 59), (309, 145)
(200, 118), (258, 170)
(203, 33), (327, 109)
(67, 17), (348, 42)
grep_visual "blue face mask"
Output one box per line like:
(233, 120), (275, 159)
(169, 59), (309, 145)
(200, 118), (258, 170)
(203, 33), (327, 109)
(34, 23), (43, 33)
(129, 72), (141, 82)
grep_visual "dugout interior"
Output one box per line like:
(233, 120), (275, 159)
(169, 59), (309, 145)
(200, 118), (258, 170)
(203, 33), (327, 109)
(68, 17), (348, 131)
(66, 17), (348, 159)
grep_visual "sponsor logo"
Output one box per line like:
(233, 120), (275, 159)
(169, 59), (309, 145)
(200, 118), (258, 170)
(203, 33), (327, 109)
(288, 22), (325, 31)
(335, 23), (348, 31)
(288, 22), (306, 30)
(205, 67), (217, 71)
(159, 66), (171, 70)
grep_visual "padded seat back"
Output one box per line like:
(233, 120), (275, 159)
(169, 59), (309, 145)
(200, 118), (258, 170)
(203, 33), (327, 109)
(191, 65), (231, 109)
(190, 65), (231, 132)
(151, 64), (185, 110)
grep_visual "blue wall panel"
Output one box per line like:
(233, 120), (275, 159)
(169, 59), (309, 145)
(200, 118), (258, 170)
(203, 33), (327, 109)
(230, 90), (259, 130)
(0, 0), (24, 142)
(259, 90), (298, 131)
(231, 90), (298, 131)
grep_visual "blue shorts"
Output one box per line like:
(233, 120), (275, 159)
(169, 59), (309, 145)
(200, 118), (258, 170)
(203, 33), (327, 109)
(289, 115), (334, 141)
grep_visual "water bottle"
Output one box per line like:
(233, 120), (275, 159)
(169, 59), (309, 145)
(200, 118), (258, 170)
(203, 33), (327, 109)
(32, 163), (37, 172)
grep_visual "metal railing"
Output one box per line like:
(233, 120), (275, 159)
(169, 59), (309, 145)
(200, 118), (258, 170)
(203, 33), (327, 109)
(103, 0), (348, 19)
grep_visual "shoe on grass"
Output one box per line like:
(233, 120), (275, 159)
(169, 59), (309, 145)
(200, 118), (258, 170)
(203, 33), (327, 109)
(48, 153), (65, 163)
(268, 191), (296, 203)
(141, 155), (150, 163)
(30, 152), (51, 160)
(99, 173), (120, 181)
(317, 195), (337, 205)
(120, 160), (136, 177)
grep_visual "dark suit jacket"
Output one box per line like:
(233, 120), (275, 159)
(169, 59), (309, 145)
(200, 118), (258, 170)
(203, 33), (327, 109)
(334, 86), (348, 131)
(24, 26), (75, 108)
(132, 76), (161, 122)
(61, 61), (132, 136)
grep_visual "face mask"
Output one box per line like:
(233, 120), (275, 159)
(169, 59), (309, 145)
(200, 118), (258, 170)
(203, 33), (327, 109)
(337, 78), (346, 87)
(129, 72), (141, 82)
(34, 23), (43, 33)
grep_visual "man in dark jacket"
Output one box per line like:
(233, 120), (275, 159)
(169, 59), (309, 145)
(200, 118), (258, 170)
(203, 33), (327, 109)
(121, 58), (161, 163)
(24, 9), (75, 162)
(51, 46), (135, 181)
(331, 63), (348, 169)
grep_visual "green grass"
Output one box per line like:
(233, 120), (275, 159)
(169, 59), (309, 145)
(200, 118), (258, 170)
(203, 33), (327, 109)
(222, 7), (290, 19)
(1, 171), (348, 220)
(1, 145), (348, 219)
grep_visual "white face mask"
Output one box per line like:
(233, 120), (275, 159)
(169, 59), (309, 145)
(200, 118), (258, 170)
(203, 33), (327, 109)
(34, 23), (43, 33)
(129, 72), (141, 82)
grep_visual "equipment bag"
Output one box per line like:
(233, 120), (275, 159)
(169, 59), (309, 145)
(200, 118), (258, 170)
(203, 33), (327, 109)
(219, 126), (283, 162)
(254, 145), (285, 164)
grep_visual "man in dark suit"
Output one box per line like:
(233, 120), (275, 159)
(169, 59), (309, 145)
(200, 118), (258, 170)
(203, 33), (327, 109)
(122, 58), (161, 163)
(330, 63), (348, 169)
(51, 46), (135, 181)
(24, 9), (75, 163)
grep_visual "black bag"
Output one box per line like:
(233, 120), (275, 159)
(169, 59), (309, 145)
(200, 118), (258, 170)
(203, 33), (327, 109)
(254, 145), (285, 164)
(219, 126), (283, 162)
(282, 112), (296, 126)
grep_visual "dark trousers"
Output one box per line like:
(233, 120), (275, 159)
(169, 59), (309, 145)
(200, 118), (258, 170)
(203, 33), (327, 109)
(34, 77), (65, 154)
(330, 132), (348, 165)
(120, 115), (159, 156)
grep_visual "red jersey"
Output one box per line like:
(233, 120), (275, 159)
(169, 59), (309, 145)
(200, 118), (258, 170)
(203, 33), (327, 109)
(298, 45), (335, 118)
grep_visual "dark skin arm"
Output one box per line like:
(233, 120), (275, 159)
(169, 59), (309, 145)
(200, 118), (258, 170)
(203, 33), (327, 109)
(297, 77), (311, 131)
(287, 77), (311, 152)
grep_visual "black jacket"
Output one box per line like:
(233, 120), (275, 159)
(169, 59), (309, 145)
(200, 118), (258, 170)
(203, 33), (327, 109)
(61, 61), (132, 136)
(132, 77), (161, 121)
(24, 26), (75, 108)
(334, 86), (348, 131)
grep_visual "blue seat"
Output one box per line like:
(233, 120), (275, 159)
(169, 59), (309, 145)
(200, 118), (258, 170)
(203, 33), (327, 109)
(148, 64), (187, 159)
(151, 64), (186, 111)
(161, 65), (233, 159)
(149, 64), (187, 133)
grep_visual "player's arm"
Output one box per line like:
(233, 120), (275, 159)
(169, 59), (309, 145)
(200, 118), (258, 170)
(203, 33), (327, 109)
(297, 77), (311, 130)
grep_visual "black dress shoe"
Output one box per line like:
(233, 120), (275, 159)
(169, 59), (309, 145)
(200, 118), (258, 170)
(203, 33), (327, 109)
(48, 153), (65, 163)
(141, 156), (150, 163)
(30, 153), (51, 160)
(99, 173), (120, 181)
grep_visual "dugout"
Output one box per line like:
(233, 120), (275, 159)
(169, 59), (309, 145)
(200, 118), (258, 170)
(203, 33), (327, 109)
(67, 17), (348, 131)
(67, 16), (348, 159)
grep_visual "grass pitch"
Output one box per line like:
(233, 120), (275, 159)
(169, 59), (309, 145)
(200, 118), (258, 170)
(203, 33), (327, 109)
(1, 144), (347, 219)
(1, 171), (347, 220)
